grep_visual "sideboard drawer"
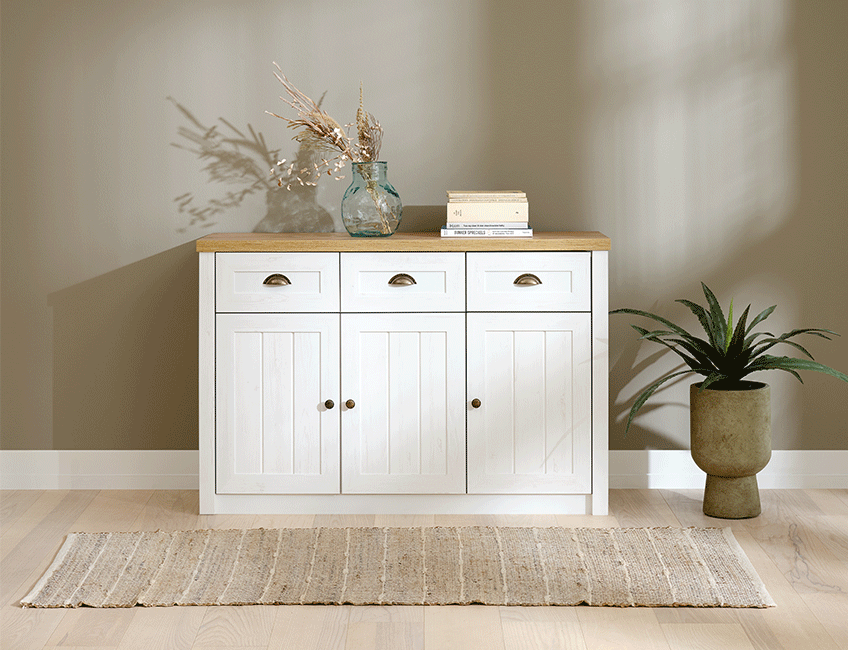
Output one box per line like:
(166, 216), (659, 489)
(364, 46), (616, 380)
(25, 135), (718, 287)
(341, 252), (465, 312)
(467, 252), (591, 311)
(216, 252), (340, 313)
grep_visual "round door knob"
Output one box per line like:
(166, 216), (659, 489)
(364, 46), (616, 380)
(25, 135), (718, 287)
(471, 398), (482, 408)
(324, 399), (335, 410)
(345, 399), (356, 409)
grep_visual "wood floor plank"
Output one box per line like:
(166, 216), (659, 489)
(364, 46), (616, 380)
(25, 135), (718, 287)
(346, 621), (424, 650)
(195, 514), (258, 530)
(833, 489), (848, 508)
(490, 515), (559, 527)
(345, 608), (425, 648)
(251, 515), (315, 529)
(116, 606), (206, 650)
(803, 489), (848, 515)
(730, 529), (841, 650)
(554, 514), (621, 528)
(43, 646), (119, 649)
(801, 593), (848, 649)
(576, 608), (670, 649)
(417, 515), (560, 528)
(424, 606), (505, 650)
(348, 606), (424, 623)
(500, 608), (585, 650)
(0, 491), (44, 537)
(608, 489), (680, 527)
(500, 620), (586, 650)
(0, 606), (66, 650)
(2, 491), (98, 606)
(192, 605), (277, 647)
(312, 515), (376, 528)
(2, 491), (73, 562)
(660, 623), (755, 650)
(268, 606), (349, 650)
(809, 515), (848, 563)
(45, 607), (135, 646)
(71, 491), (154, 533)
(132, 491), (200, 532)
(652, 605), (740, 625)
(499, 607), (579, 623)
(658, 489), (749, 532)
(742, 489), (825, 528)
(374, 515), (435, 527)
(190, 647), (266, 650)
(745, 518), (848, 594)
(433, 515), (499, 527)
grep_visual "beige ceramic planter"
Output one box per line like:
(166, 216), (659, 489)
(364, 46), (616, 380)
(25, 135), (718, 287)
(690, 382), (771, 519)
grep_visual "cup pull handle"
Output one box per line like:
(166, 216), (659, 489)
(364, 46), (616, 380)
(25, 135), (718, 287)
(263, 273), (291, 286)
(388, 273), (417, 286)
(514, 273), (542, 286)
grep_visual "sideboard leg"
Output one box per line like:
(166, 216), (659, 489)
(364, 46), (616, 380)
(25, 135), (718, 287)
(199, 252), (216, 515)
(591, 251), (609, 516)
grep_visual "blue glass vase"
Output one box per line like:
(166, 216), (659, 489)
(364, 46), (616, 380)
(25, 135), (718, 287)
(341, 161), (402, 236)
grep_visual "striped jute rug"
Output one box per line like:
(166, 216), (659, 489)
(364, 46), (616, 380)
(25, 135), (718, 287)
(21, 526), (774, 608)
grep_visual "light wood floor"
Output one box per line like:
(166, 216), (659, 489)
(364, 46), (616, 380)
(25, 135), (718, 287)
(1, 489), (846, 650)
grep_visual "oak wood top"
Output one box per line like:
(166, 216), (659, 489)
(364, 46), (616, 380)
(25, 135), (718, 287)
(196, 231), (611, 252)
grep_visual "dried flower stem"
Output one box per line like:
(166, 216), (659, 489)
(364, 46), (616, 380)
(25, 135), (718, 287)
(267, 63), (384, 190)
(267, 65), (392, 232)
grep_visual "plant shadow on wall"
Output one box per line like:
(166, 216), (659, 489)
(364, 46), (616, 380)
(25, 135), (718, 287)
(168, 97), (334, 234)
(585, 0), (848, 452)
(48, 242), (199, 450)
(609, 337), (691, 449)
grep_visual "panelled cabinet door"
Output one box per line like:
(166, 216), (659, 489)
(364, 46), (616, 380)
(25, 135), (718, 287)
(341, 313), (466, 494)
(467, 313), (592, 494)
(216, 313), (340, 494)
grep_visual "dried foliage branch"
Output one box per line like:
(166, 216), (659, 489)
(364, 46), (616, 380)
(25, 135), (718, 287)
(266, 63), (383, 191)
(355, 84), (383, 162)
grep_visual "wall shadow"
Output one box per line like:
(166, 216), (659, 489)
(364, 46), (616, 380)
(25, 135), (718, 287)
(609, 209), (848, 450)
(477, 0), (846, 451)
(605, 0), (848, 451)
(169, 97), (334, 234)
(48, 242), (199, 450)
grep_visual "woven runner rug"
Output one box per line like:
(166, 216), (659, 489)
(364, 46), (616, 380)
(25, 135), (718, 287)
(21, 526), (774, 608)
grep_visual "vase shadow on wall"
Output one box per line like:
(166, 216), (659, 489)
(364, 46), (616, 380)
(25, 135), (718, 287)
(168, 97), (334, 234)
(47, 242), (199, 450)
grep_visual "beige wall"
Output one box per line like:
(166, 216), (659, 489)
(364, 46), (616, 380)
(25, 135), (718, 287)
(2, 0), (846, 451)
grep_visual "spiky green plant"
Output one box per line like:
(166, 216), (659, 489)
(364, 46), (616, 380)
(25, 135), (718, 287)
(611, 283), (848, 434)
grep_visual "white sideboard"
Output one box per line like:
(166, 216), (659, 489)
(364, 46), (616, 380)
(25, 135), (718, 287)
(197, 232), (610, 515)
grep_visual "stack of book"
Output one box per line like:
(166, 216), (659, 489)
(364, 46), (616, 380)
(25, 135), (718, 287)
(441, 190), (532, 237)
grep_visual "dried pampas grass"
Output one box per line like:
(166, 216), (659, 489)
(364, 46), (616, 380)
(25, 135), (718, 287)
(267, 64), (384, 190)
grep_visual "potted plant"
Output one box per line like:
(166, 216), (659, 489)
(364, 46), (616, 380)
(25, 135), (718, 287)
(612, 283), (848, 519)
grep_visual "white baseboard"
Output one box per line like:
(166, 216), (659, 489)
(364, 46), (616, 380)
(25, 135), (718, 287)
(610, 450), (848, 489)
(1, 449), (846, 491)
(0, 451), (198, 490)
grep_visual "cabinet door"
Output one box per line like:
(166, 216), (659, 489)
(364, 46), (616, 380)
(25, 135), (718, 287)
(216, 314), (339, 494)
(467, 313), (592, 494)
(341, 313), (465, 494)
